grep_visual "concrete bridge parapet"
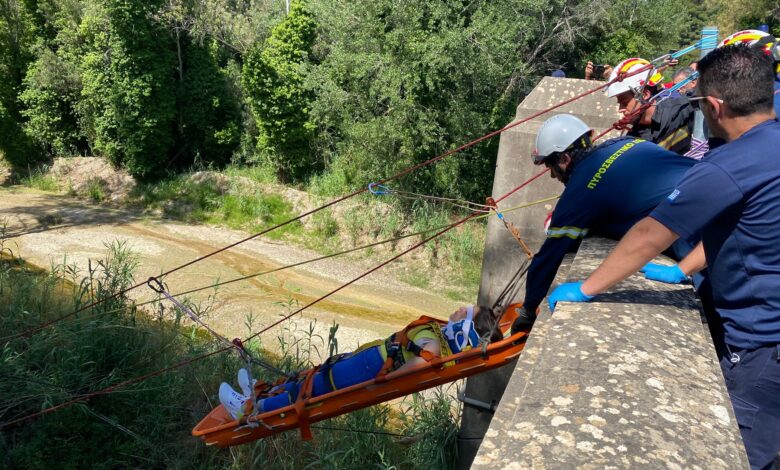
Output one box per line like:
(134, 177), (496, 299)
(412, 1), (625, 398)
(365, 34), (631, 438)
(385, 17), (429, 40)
(471, 237), (749, 469)
(457, 76), (622, 467)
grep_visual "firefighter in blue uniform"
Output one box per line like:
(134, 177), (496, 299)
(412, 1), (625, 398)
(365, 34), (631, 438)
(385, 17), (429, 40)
(549, 44), (780, 470)
(513, 114), (697, 330)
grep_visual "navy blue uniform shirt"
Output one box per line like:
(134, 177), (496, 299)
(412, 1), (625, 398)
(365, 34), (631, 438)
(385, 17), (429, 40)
(651, 119), (780, 349)
(524, 137), (696, 312)
(774, 78), (780, 117)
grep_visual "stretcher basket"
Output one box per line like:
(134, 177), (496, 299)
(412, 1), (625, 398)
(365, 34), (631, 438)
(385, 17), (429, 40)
(192, 306), (528, 447)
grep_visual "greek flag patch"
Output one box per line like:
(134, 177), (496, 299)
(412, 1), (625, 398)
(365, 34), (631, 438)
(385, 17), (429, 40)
(667, 189), (680, 202)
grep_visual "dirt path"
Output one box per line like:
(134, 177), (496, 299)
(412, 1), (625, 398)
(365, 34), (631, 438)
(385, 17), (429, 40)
(0, 186), (461, 352)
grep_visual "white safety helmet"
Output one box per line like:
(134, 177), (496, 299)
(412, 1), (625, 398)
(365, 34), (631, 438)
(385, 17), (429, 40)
(605, 58), (664, 98)
(718, 29), (780, 61)
(532, 114), (592, 164)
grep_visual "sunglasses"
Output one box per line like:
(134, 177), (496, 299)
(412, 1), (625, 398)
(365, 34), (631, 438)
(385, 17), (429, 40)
(689, 95), (724, 111)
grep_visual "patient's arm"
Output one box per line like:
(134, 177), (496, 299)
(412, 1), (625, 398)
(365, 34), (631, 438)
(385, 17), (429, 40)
(395, 341), (441, 373)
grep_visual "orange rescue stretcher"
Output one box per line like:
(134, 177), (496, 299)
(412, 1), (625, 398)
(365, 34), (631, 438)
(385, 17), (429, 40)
(192, 304), (528, 447)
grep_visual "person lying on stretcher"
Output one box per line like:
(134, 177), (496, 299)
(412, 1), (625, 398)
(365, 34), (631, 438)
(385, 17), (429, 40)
(219, 305), (503, 420)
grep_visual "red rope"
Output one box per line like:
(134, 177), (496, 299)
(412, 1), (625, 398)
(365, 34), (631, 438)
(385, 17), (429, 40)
(592, 102), (652, 142)
(0, 169), (549, 429)
(1, 63), (664, 425)
(2, 75), (618, 343)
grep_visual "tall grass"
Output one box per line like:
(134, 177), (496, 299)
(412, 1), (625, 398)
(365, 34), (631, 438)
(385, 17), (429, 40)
(132, 173), (302, 239)
(0, 240), (461, 469)
(20, 164), (59, 192)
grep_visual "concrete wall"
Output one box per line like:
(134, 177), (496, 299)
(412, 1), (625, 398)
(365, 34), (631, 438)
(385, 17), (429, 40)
(457, 77), (621, 467)
(472, 237), (749, 469)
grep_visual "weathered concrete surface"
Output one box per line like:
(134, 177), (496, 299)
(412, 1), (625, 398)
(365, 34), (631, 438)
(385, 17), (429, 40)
(457, 254), (573, 470)
(458, 77), (620, 468)
(472, 238), (749, 469)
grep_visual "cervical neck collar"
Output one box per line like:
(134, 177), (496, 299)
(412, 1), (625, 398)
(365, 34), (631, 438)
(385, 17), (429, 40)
(443, 305), (481, 354)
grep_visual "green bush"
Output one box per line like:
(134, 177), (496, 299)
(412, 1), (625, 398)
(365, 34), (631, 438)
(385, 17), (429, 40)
(178, 40), (242, 168)
(78, 0), (176, 177)
(0, 242), (227, 468)
(243, 0), (318, 182)
(20, 47), (86, 156)
(0, 101), (40, 167)
(20, 164), (58, 191)
(0, 0), (44, 167)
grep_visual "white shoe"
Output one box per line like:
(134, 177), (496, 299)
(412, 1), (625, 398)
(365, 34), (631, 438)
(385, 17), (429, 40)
(237, 368), (256, 397)
(219, 382), (248, 420)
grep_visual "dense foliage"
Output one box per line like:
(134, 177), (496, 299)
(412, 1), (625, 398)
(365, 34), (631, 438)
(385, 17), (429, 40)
(0, 0), (716, 189)
(243, 0), (317, 181)
(1, 0), (767, 187)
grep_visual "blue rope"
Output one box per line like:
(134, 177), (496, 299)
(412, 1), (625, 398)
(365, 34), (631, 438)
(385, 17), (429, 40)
(368, 182), (390, 195)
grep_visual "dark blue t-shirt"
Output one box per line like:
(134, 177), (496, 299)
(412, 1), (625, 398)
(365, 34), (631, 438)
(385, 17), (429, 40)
(651, 119), (780, 349)
(774, 79), (780, 117)
(524, 137), (696, 311)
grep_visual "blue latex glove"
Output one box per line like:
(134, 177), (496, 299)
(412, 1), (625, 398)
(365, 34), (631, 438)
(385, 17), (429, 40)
(640, 263), (688, 284)
(548, 281), (595, 312)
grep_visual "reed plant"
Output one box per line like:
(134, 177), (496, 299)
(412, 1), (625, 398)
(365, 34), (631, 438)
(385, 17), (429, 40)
(0, 239), (460, 469)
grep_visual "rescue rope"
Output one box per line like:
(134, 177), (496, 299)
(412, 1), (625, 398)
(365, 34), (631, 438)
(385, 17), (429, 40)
(0, 42), (707, 425)
(1, 195), (561, 338)
(146, 277), (294, 379)
(309, 424), (414, 439)
(0, 169), (549, 429)
(368, 183), (493, 213)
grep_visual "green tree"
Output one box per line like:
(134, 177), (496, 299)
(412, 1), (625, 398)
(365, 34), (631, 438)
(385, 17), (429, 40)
(0, 0), (42, 166)
(580, 0), (698, 69)
(710, 0), (780, 37)
(243, 0), (317, 182)
(177, 39), (241, 167)
(78, 0), (176, 177)
(20, 46), (86, 156)
(307, 0), (555, 200)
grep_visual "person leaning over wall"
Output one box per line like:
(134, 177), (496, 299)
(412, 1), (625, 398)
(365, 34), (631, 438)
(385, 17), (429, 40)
(547, 44), (780, 470)
(510, 114), (697, 332)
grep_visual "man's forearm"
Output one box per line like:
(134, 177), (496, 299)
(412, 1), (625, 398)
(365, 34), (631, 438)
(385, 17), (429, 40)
(678, 242), (706, 275)
(580, 217), (679, 296)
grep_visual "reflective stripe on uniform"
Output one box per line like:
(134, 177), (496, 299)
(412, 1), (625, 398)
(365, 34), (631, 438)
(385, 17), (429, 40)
(546, 226), (589, 239)
(657, 127), (690, 151)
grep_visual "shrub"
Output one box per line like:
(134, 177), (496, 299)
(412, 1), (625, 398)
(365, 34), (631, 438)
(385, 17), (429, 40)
(243, 0), (318, 182)
(20, 47), (87, 156)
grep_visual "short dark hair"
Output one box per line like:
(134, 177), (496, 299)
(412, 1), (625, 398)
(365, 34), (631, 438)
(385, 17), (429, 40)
(673, 67), (695, 82)
(473, 305), (503, 343)
(697, 43), (775, 116)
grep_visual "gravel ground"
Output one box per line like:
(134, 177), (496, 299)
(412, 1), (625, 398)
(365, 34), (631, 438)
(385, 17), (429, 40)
(0, 186), (462, 357)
